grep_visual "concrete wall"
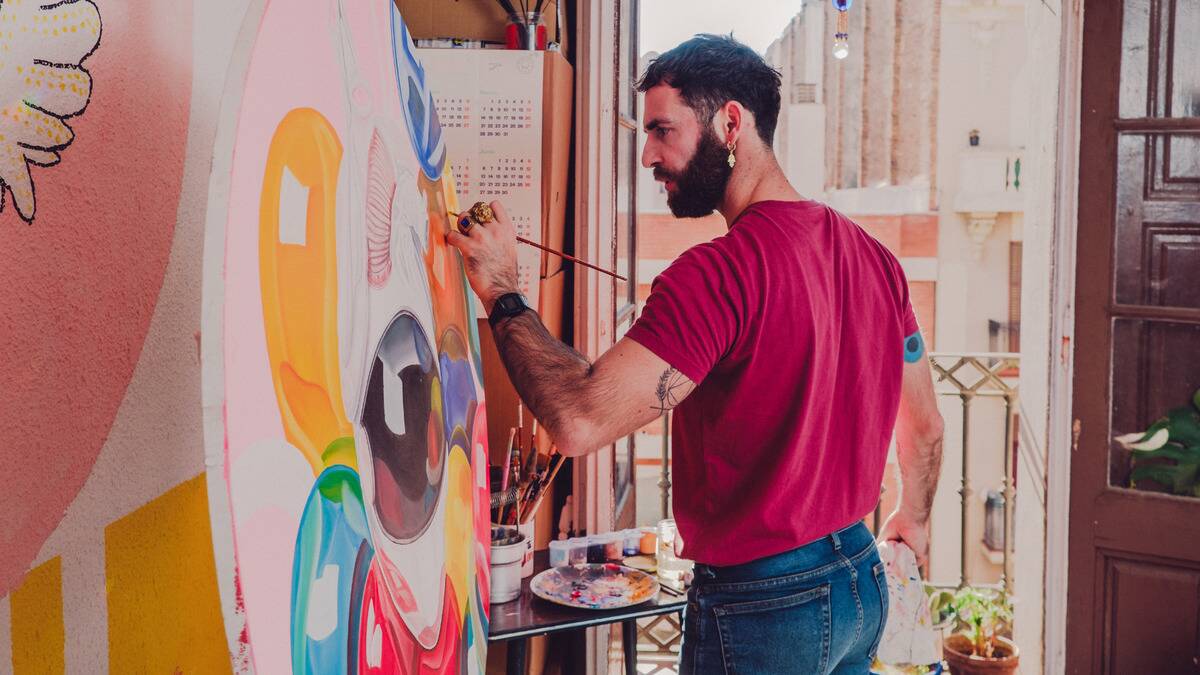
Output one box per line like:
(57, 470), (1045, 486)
(0, 2), (490, 672)
(935, 1), (1027, 352)
(1013, 0), (1074, 671)
(1, 3), (234, 670)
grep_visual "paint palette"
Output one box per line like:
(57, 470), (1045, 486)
(530, 563), (660, 610)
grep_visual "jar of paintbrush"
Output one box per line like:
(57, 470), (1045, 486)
(498, 0), (549, 50)
(491, 409), (566, 578)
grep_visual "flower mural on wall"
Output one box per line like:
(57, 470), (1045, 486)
(0, 0), (101, 221)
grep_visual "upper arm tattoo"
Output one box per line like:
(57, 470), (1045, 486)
(903, 330), (926, 363)
(652, 367), (694, 414)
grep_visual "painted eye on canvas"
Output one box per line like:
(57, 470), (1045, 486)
(361, 311), (446, 542)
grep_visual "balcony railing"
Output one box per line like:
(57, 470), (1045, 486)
(928, 352), (1019, 592)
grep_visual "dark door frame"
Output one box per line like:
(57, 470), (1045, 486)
(1067, 0), (1200, 672)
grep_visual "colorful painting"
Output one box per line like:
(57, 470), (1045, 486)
(0, 0), (101, 221)
(207, 1), (489, 673)
(530, 565), (660, 610)
(0, 0), (235, 670)
(1, 1), (485, 670)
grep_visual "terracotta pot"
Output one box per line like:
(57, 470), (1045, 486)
(944, 634), (1019, 675)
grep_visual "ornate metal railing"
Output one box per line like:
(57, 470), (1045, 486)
(929, 352), (1020, 592)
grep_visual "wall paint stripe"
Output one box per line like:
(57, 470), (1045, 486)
(10, 557), (64, 675)
(105, 475), (231, 674)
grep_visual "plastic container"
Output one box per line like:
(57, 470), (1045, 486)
(639, 528), (657, 555)
(622, 529), (641, 557)
(567, 537), (588, 565)
(548, 539), (569, 567)
(586, 535), (606, 563)
(603, 533), (622, 562)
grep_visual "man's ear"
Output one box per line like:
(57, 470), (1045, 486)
(715, 101), (745, 146)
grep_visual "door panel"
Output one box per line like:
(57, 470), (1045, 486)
(1101, 554), (1200, 674)
(1068, 0), (1200, 672)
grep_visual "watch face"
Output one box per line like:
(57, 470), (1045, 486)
(498, 294), (525, 314)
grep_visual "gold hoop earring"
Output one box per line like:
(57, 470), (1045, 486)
(727, 140), (737, 168)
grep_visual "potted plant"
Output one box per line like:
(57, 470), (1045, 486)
(925, 585), (956, 658)
(942, 586), (1018, 675)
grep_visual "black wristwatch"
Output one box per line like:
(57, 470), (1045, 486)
(488, 292), (530, 327)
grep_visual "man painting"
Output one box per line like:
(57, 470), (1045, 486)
(448, 34), (944, 674)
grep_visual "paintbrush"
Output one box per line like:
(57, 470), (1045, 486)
(494, 0), (520, 22)
(517, 444), (555, 522)
(511, 478), (536, 525)
(497, 427), (519, 524)
(499, 427), (518, 492)
(520, 452), (565, 524)
(450, 206), (628, 281)
(523, 418), (541, 483)
(517, 402), (525, 468)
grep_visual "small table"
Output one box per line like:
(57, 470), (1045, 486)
(487, 551), (688, 675)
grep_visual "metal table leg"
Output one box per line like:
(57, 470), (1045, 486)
(506, 637), (528, 675)
(622, 618), (638, 675)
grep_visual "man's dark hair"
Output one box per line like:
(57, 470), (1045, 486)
(637, 34), (782, 147)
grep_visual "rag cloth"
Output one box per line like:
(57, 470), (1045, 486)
(876, 540), (940, 666)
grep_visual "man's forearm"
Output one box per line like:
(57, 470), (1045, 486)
(896, 435), (944, 522)
(491, 311), (604, 451)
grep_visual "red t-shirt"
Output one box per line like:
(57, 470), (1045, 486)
(626, 200), (919, 566)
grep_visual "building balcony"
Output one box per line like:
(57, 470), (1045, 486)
(952, 148), (1025, 258)
(952, 148), (1025, 215)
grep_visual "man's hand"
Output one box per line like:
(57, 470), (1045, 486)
(878, 509), (931, 568)
(446, 200), (520, 312)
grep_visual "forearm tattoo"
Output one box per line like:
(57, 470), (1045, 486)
(491, 313), (693, 450)
(652, 367), (691, 414)
(491, 311), (608, 442)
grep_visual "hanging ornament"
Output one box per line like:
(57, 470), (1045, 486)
(832, 0), (852, 60)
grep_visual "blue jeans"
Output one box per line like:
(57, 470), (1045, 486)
(679, 521), (888, 674)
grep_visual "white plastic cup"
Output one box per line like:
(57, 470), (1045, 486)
(548, 540), (569, 567)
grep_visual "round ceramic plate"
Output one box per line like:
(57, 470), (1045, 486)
(622, 555), (657, 572)
(530, 563), (660, 610)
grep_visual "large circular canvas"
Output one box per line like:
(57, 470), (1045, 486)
(204, 1), (489, 672)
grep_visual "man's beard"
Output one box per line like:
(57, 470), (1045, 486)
(656, 129), (732, 218)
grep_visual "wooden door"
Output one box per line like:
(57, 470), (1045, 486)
(1067, 0), (1200, 672)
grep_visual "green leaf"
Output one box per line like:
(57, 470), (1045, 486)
(1115, 431), (1147, 446)
(1131, 461), (1200, 495)
(1130, 463), (1179, 488)
(1170, 462), (1200, 493)
(1165, 408), (1200, 446)
(1132, 443), (1200, 464)
(1192, 388), (1200, 412)
(1130, 427), (1170, 451)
